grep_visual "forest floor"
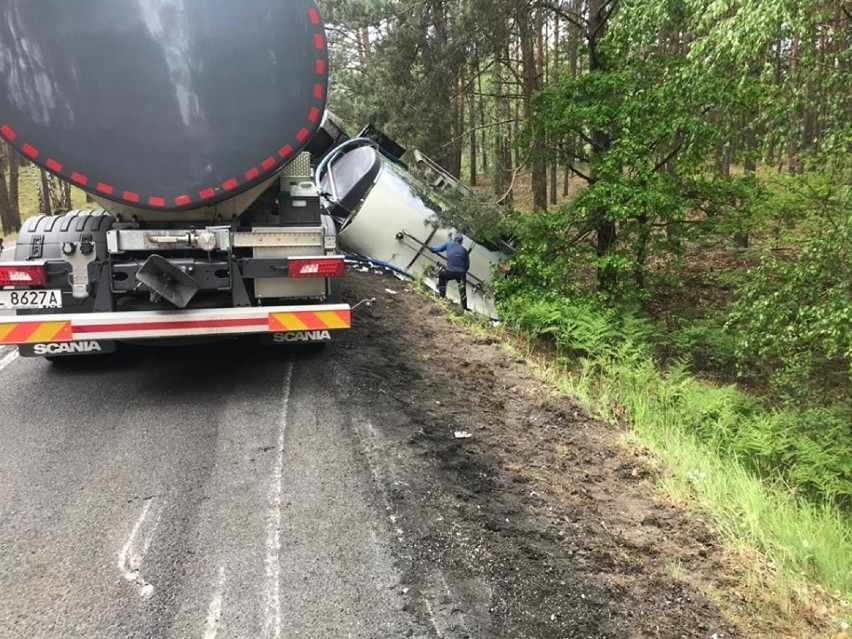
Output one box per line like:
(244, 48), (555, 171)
(330, 268), (819, 638)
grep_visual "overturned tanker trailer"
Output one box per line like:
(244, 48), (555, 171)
(0, 0), (353, 358)
(315, 136), (506, 318)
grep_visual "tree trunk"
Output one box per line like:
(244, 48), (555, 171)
(588, 0), (616, 294)
(8, 143), (20, 231)
(451, 74), (464, 178)
(61, 180), (72, 211)
(715, 138), (731, 177)
(0, 147), (12, 235)
(768, 38), (783, 164)
(358, 26), (372, 61)
(549, 10), (558, 205)
(40, 169), (52, 215)
(549, 153), (558, 205)
(428, 0), (455, 171)
(518, 6), (546, 211)
(468, 68), (477, 186)
(494, 55), (513, 207)
(736, 124), (757, 249)
(512, 97), (521, 169)
(477, 69), (488, 173)
(563, 0), (581, 199)
(788, 35), (801, 175)
(666, 159), (681, 250)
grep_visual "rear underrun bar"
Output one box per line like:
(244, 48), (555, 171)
(0, 304), (351, 344)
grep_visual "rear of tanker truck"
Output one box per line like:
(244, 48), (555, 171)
(0, 0), (350, 359)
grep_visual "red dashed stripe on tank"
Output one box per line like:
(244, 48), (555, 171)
(0, 4), (328, 211)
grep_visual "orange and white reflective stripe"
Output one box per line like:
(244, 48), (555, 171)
(268, 309), (350, 332)
(0, 304), (351, 344)
(0, 321), (72, 344)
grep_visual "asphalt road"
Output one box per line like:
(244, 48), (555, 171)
(0, 343), (426, 638)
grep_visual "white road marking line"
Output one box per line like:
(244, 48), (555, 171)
(0, 242), (15, 255)
(118, 498), (162, 598)
(0, 349), (19, 373)
(263, 360), (294, 639)
(352, 411), (468, 636)
(423, 598), (445, 638)
(119, 499), (151, 581)
(440, 573), (467, 629)
(203, 565), (227, 639)
(361, 421), (405, 542)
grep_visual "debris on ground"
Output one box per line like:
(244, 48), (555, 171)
(334, 270), (746, 638)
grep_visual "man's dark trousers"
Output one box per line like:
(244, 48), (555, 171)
(438, 269), (467, 310)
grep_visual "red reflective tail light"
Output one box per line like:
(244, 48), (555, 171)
(288, 257), (345, 278)
(0, 262), (46, 286)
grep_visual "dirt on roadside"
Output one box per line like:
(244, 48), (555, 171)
(329, 269), (743, 639)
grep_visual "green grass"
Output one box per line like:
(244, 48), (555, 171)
(436, 289), (852, 628)
(544, 354), (852, 597)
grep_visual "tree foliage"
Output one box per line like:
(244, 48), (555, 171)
(727, 165), (852, 401)
(323, 0), (852, 417)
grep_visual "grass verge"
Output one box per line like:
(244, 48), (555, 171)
(435, 293), (852, 636)
(540, 351), (852, 591)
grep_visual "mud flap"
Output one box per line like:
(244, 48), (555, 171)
(259, 330), (333, 345)
(18, 340), (117, 358)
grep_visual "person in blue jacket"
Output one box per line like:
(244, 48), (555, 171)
(429, 234), (470, 311)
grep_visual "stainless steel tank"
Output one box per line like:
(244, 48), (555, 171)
(320, 144), (503, 317)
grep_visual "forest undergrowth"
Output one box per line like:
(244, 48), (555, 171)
(482, 187), (852, 631)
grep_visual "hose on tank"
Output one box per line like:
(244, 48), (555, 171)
(344, 256), (413, 279)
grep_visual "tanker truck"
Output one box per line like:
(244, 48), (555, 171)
(0, 0), (354, 358)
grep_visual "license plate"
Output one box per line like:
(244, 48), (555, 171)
(0, 289), (63, 310)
